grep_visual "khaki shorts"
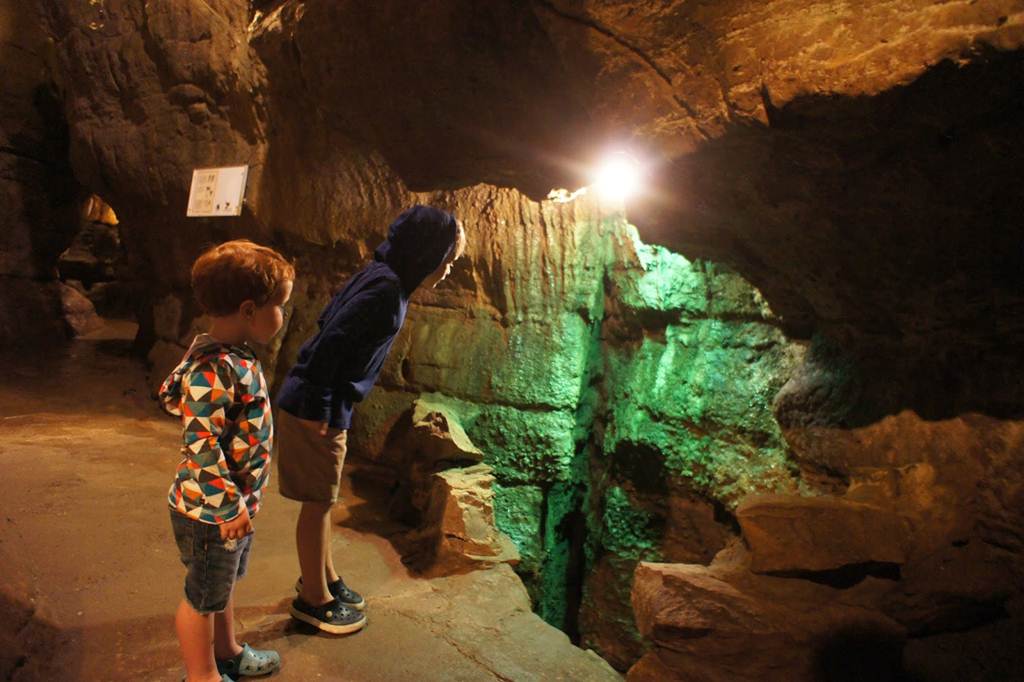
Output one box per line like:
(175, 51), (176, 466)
(275, 408), (348, 504)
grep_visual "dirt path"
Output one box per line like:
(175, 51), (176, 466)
(0, 323), (621, 681)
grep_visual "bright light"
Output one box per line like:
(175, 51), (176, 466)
(593, 152), (641, 203)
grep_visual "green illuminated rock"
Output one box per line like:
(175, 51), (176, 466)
(602, 318), (801, 502)
(307, 192), (800, 664)
(493, 483), (544, 575)
(397, 311), (592, 410)
(601, 486), (662, 561)
(468, 405), (579, 485)
(609, 236), (707, 317)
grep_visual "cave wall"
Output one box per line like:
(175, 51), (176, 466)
(337, 190), (802, 667)
(0, 1), (81, 345)
(13, 0), (1024, 679)
(58, 131), (803, 670)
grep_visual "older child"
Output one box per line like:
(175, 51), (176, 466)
(276, 205), (466, 634)
(160, 240), (294, 682)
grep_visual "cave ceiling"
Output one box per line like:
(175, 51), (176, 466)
(40, 0), (1024, 399)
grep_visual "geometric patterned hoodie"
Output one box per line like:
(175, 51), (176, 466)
(159, 334), (273, 524)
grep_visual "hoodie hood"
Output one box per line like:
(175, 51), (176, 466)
(158, 334), (251, 415)
(373, 205), (458, 295)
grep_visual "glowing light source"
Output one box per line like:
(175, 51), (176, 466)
(545, 151), (645, 206)
(593, 152), (641, 203)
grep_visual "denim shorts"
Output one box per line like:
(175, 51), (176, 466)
(170, 510), (253, 614)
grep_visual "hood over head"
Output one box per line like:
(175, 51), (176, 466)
(374, 205), (459, 295)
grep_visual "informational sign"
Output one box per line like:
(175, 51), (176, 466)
(186, 165), (249, 217)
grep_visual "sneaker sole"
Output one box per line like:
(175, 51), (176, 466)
(289, 604), (367, 635)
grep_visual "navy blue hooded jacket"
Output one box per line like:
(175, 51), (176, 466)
(276, 206), (459, 428)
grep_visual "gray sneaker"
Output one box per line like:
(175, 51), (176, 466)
(289, 596), (367, 635)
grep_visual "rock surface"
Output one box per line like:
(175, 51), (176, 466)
(0, 0), (81, 345)
(0, 1), (1018, 678)
(630, 555), (906, 682)
(406, 463), (521, 576)
(736, 493), (909, 573)
(386, 398), (487, 521)
(57, 281), (103, 336)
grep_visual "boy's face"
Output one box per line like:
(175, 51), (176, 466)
(242, 279), (293, 345)
(421, 220), (465, 290)
(422, 257), (455, 289)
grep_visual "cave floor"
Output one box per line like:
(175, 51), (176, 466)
(0, 321), (620, 682)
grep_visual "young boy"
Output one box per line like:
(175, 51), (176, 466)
(275, 205), (466, 634)
(160, 240), (295, 682)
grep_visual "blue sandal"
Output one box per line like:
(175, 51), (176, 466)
(216, 643), (281, 678)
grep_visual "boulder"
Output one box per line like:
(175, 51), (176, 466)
(736, 493), (908, 574)
(630, 559), (905, 682)
(408, 397), (484, 464)
(387, 398), (485, 523)
(58, 282), (102, 337)
(405, 463), (520, 575)
(882, 539), (1016, 636)
(56, 221), (121, 285)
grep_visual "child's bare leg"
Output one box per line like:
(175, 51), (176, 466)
(324, 512), (340, 583)
(297, 501), (333, 605)
(175, 599), (219, 682)
(213, 591), (244, 660)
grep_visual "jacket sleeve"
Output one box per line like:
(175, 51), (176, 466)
(300, 283), (401, 420)
(180, 358), (245, 523)
(158, 372), (182, 416)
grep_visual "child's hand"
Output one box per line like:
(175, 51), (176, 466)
(220, 504), (253, 540)
(319, 421), (329, 436)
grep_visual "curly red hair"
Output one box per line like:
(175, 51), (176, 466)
(191, 240), (295, 316)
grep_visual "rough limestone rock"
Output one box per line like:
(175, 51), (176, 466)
(881, 539), (1017, 636)
(0, 1), (80, 345)
(629, 557), (905, 682)
(58, 282), (102, 337)
(387, 398), (486, 525)
(37, 0), (1024, 363)
(492, 482), (545, 575)
(406, 463), (520, 576)
(736, 493), (909, 574)
(408, 398), (485, 464)
(56, 220), (120, 286)
(390, 565), (624, 682)
(901, 610), (1024, 682)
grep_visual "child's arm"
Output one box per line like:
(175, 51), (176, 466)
(180, 358), (249, 528)
(300, 282), (402, 422)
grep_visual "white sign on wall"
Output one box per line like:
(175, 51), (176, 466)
(186, 165), (249, 217)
